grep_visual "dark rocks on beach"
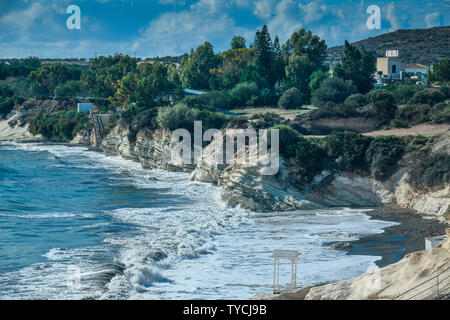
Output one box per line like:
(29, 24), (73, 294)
(329, 242), (353, 250)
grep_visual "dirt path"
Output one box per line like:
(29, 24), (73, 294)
(363, 124), (449, 137)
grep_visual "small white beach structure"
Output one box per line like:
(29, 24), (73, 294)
(425, 235), (447, 250)
(273, 250), (299, 294)
(77, 103), (94, 113)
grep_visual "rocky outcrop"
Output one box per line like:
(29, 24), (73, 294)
(253, 229), (450, 300)
(189, 127), (450, 217)
(0, 113), (43, 143)
(100, 124), (137, 160)
(394, 176), (450, 219)
(190, 130), (227, 184)
(307, 174), (391, 207)
(219, 158), (322, 212)
(70, 128), (92, 145)
(100, 123), (194, 172)
(134, 128), (195, 172)
(304, 231), (449, 300)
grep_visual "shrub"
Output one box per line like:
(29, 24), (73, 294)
(183, 90), (231, 110)
(409, 89), (445, 105)
(439, 85), (450, 99)
(392, 84), (423, 104)
(278, 88), (304, 109)
(409, 152), (450, 188)
(226, 117), (249, 129)
(365, 136), (405, 181)
(0, 98), (15, 118)
(391, 104), (432, 127)
(391, 101), (450, 127)
(291, 137), (326, 185)
(369, 89), (397, 123)
(311, 77), (357, 107)
(343, 94), (368, 110)
(127, 107), (158, 143)
(156, 104), (229, 133)
(309, 69), (329, 92)
(0, 82), (14, 97)
(29, 110), (89, 140)
(430, 103), (450, 124)
(434, 58), (450, 82)
(54, 80), (82, 98)
(324, 131), (372, 171)
(259, 88), (278, 106)
(229, 82), (260, 107)
(268, 125), (301, 159)
(0, 83), (15, 118)
(268, 124), (326, 185)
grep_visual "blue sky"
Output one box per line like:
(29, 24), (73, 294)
(0, 0), (448, 58)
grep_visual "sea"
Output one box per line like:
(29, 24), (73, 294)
(0, 142), (397, 299)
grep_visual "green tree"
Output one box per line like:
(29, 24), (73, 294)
(369, 89), (397, 123)
(282, 28), (327, 96)
(81, 54), (137, 98)
(285, 54), (314, 94)
(214, 47), (258, 89)
(231, 36), (246, 50)
(434, 58), (450, 82)
(0, 62), (7, 80)
(409, 89), (445, 105)
(54, 80), (82, 98)
(282, 28), (327, 70)
(333, 41), (376, 94)
(254, 25), (275, 87)
(278, 88), (304, 109)
(135, 62), (171, 106)
(229, 82), (260, 107)
(272, 36), (286, 85)
(28, 63), (71, 95)
(311, 77), (357, 107)
(309, 69), (329, 92)
(181, 42), (221, 89)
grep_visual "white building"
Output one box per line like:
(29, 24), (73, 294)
(377, 50), (402, 79)
(402, 64), (429, 75)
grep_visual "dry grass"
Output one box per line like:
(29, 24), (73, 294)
(230, 105), (316, 120)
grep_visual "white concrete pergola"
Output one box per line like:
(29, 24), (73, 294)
(273, 250), (299, 294)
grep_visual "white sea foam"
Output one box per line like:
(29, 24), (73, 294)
(0, 142), (398, 300)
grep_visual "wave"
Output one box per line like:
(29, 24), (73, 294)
(0, 142), (399, 300)
(0, 212), (94, 219)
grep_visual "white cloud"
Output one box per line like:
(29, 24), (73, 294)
(131, 0), (251, 57)
(253, 0), (277, 19)
(386, 2), (400, 31)
(424, 12), (444, 28)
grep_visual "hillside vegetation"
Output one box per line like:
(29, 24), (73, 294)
(327, 27), (450, 66)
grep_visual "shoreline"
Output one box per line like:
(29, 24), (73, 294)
(345, 205), (448, 268)
(2, 140), (449, 300)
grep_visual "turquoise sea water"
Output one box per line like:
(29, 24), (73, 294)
(0, 142), (396, 299)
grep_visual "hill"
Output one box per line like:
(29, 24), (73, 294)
(327, 26), (450, 66)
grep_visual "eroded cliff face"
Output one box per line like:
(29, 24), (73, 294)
(1, 113), (448, 219)
(100, 123), (195, 172)
(188, 127), (450, 218)
(219, 159), (322, 212)
(305, 231), (450, 300)
(0, 112), (44, 142)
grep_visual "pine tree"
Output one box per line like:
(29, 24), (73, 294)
(334, 41), (376, 93)
(254, 25), (275, 87)
(272, 36), (285, 84)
